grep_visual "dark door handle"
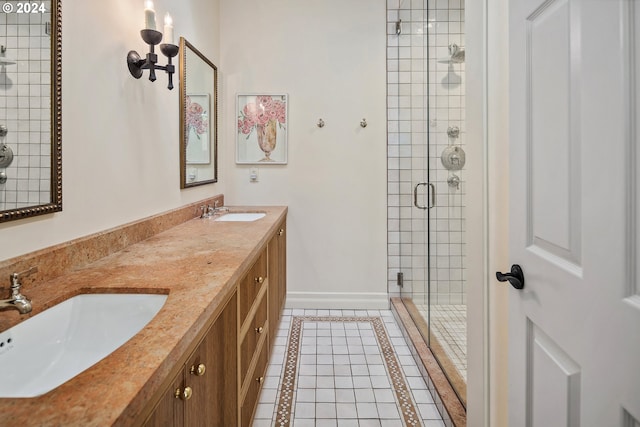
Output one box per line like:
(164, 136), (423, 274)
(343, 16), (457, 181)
(496, 264), (525, 290)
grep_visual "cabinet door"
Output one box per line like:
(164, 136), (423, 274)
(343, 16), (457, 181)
(278, 221), (286, 312)
(184, 292), (238, 427)
(143, 370), (184, 427)
(239, 253), (267, 326)
(268, 220), (286, 347)
(240, 292), (268, 385)
(240, 340), (269, 427)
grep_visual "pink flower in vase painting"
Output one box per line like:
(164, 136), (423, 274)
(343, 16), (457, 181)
(238, 95), (286, 161)
(186, 96), (208, 143)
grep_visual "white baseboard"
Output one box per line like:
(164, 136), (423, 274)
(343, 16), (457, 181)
(285, 291), (390, 310)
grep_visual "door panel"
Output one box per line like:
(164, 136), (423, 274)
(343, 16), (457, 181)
(527, 320), (580, 427)
(527, 0), (581, 266)
(509, 0), (640, 425)
(623, 410), (640, 427)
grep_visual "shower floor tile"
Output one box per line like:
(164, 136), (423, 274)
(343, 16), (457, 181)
(417, 304), (467, 381)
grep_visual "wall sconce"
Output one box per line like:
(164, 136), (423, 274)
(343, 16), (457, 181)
(126, 2), (178, 90)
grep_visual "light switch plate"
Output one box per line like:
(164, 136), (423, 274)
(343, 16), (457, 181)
(250, 168), (259, 182)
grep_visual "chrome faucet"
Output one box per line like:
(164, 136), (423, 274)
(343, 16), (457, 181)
(210, 200), (229, 216)
(201, 200), (229, 218)
(0, 267), (36, 314)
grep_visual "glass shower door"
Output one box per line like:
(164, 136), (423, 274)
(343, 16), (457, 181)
(387, 0), (468, 408)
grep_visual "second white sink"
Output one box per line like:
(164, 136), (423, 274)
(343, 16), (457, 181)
(214, 212), (266, 222)
(0, 293), (167, 398)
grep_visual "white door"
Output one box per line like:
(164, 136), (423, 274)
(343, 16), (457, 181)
(508, 0), (640, 425)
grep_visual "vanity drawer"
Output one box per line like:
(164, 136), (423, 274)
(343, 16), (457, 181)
(240, 292), (268, 384)
(239, 252), (267, 325)
(240, 338), (269, 427)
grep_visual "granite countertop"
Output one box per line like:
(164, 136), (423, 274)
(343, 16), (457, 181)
(0, 206), (287, 426)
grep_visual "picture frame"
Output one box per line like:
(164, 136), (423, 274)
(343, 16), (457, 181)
(179, 37), (218, 188)
(185, 93), (211, 165)
(236, 94), (288, 164)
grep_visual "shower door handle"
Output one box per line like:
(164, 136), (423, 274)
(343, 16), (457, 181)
(414, 182), (436, 210)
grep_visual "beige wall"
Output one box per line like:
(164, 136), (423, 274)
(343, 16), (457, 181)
(220, 0), (388, 308)
(488, 0), (510, 424)
(2, 0), (388, 305)
(0, 0), (223, 261)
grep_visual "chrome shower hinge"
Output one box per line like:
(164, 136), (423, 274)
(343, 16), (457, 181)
(397, 272), (404, 288)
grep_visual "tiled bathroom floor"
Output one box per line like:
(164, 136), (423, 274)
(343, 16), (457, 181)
(252, 309), (445, 427)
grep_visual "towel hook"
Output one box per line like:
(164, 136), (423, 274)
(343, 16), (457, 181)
(317, 118), (325, 128)
(360, 118), (367, 128)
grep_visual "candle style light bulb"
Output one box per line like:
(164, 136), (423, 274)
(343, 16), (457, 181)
(144, 0), (156, 30)
(164, 13), (174, 45)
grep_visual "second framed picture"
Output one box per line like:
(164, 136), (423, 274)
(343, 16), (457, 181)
(236, 94), (288, 164)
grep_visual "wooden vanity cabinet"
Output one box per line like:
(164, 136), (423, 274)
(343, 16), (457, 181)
(143, 370), (184, 426)
(238, 251), (270, 426)
(143, 292), (238, 427)
(268, 218), (287, 348)
(240, 340), (269, 427)
(143, 215), (286, 427)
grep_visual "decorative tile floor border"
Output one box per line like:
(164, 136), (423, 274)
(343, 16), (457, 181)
(275, 316), (423, 427)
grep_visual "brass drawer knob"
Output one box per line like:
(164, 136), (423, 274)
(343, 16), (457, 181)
(254, 276), (264, 284)
(175, 386), (193, 401)
(255, 326), (264, 334)
(190, 363), (206, 376)
(278, 228), (284, 236)
(256, 376), (265, 384)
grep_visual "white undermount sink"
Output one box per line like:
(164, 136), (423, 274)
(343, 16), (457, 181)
(0, 293), (167, 398)
(214, 212), (266, 222)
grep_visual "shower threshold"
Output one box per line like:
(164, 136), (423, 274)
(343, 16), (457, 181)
(391, 298), (467, 427)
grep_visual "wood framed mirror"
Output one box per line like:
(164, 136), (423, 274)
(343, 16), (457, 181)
(0, 0), (62, 223)
(179, 37), (218, 188)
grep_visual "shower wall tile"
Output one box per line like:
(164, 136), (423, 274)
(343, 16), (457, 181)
(387, 0), (466, 305)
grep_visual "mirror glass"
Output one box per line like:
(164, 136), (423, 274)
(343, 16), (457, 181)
(0, 0), (62, 223)
(179, 37), (217, 188)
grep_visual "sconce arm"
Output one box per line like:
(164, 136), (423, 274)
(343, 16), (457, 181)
(126, 31), (179, 90)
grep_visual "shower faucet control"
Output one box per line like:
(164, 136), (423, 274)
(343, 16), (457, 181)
(447, 174), (460, 190)
(0, 144), (13, 169)
(447, 126), (460, 138)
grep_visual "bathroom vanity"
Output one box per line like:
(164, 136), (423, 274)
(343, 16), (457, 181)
(143, 217), (286, 427)
(0, 200), (287, 426)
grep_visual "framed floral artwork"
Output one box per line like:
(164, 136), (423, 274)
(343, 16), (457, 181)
(185, 93), (211, 165)
(236, 94), (288, 164)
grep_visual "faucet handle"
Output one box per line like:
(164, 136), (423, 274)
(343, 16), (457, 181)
(11, 266), (38, 288)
